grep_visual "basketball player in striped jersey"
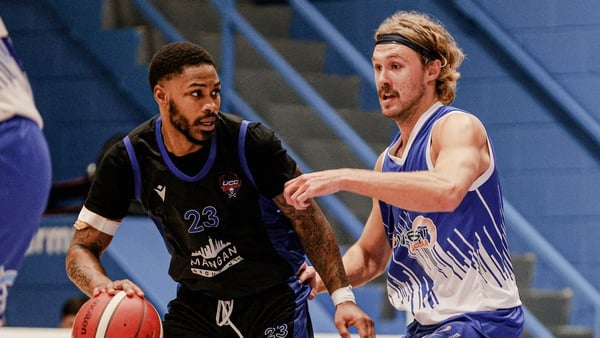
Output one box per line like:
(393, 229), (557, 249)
(284, 11), (524, 337)
(0, 17), (52, 326)
(65, 41), (374, 337)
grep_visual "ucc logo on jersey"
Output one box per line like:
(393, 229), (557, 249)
(219, 173), (241, 198)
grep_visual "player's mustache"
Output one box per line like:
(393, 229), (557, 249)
(378, 85), (397, 97)
(193, 111), (218, 126)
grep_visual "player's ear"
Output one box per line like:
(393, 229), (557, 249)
(426, 58), (442, 80)
(425, 59), (442, 83)
(153, 86), (167, 104)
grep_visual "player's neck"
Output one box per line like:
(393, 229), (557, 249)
(161, 126), (202, 156)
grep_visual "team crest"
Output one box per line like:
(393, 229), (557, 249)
(392, 215), (437, 258)
(219, 173), (241, 198)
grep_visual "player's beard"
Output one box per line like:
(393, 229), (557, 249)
(168, 99), (215, 146)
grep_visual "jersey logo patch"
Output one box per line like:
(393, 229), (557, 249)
(153, 184), (166, 201)
(219, 173), (241, 198)
(393, 215), (437, 257)
(190, 237), (244, 277)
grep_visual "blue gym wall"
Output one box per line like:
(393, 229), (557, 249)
(1, 0), (599, 329)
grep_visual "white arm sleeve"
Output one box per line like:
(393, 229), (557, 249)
(75, 206), (121, 236)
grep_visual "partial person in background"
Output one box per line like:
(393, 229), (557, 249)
(65, 41), (374, 337)
(0, 17), (52, 326)
(59, 295), (87, 328)
(284, 10), (524, 337)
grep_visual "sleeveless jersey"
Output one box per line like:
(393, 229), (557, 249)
(86, 113), (305, 299)
(0, 17), (43, 127)
(380, 104), (521, 325)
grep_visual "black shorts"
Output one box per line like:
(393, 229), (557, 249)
(163, 281), (314, 338)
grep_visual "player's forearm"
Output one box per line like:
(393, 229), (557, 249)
(341, 243), (386, 288)
(304, 234), (349, 294)
(337, 168), (464, 213)
(65, 245), (111, 297)
(275, 193), (351, 293)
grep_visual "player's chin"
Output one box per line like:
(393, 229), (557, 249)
(191, 130), (215, 143)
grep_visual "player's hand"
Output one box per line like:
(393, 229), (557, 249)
(334, 302), (375, 338)
(93, 279), (144, 298)
(284, 170), (342, 210)
(296, 262), (316, 287)
(296, 264), (327, 300)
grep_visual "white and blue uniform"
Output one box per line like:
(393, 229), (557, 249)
(380, 103), (523, 337)
(0, 17), (51, 325)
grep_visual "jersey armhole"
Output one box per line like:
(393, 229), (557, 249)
(123, 136), (142, 201)
(238, 120), (257, 188)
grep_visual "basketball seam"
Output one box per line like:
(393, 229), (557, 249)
(133, 297), (146, 338)
(95, 291), (127, 338)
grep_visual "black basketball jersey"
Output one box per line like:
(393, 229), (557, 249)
(85, 113), (305, 298)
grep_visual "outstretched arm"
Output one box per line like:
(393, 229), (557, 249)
(283, 113), (490, 213)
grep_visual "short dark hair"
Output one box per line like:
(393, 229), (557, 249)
(148, 41), (217, 91)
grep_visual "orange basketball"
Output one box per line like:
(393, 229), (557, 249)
(71, 291), (163, 338)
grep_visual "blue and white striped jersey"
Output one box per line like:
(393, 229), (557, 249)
(379, 103), (522, 325)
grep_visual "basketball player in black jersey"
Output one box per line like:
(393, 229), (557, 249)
(65, 41), (374, 337)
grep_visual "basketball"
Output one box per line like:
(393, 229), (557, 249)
(71, 291), (163, 338)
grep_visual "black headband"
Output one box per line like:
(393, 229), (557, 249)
(375, 34), (438, 61)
